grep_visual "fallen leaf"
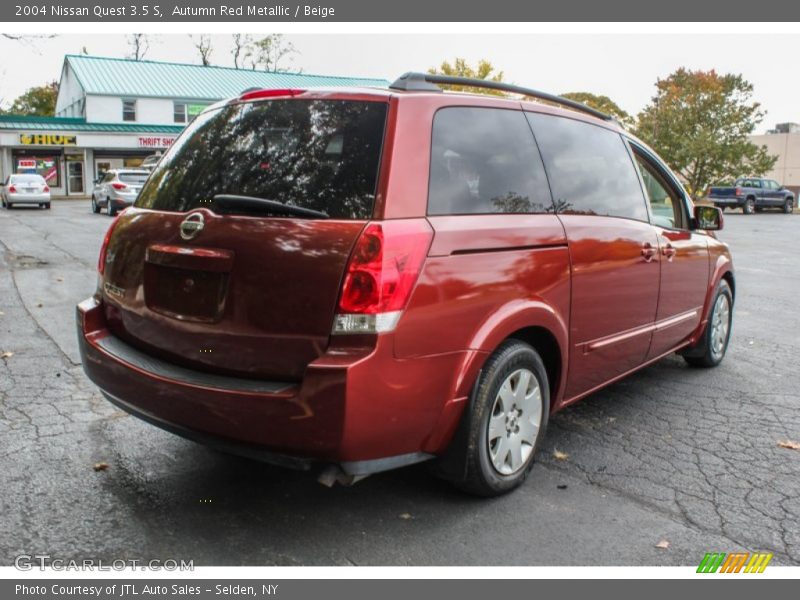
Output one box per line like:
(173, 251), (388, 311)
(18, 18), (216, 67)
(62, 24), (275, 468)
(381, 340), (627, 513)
(0, 351), (13, 359)
(56, 277), (64, 282)
(557, 484), (568, 490)
(778, 440), (800, 451)
(553, 449), (569, 461)
(93, 462), (110, 472)
(36, 303), (43, 308)
(399, 513), (412, 520)
(0, 310), (5, 315)
(655, 539), (670, 550)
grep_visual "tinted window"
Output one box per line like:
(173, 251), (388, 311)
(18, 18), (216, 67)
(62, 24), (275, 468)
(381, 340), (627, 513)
(526, 113), (648, 221)
(428, 107), (552, 215)
(136, 100), (387, 219)
(118, 172), (149, 185)
(635, 154), (683, 229)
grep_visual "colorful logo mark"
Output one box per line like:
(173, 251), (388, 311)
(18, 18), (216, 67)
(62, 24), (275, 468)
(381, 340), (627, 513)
(697, 552), (773, 573)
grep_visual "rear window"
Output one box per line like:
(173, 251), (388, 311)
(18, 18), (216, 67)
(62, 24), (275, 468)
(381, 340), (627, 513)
(11, 174), (44, 183)
(118, 172), (149, 185)
(136, 99), (388, 219)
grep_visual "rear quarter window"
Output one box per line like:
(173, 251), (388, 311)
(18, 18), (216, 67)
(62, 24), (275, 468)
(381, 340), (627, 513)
(427, 107), (553, 215)
(135, 99), (388, 219)
(526, 113), (648, 221)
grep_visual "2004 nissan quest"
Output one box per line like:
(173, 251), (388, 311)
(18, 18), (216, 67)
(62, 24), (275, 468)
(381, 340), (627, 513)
(77, 73), (734, 496)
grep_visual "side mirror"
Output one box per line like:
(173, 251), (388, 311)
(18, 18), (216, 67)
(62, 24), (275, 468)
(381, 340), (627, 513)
(694, 205), (723, 231)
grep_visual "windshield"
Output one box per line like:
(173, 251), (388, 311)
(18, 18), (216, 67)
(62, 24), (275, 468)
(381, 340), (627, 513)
(119, 172), (149, 184)
(135, 99), (388, 219)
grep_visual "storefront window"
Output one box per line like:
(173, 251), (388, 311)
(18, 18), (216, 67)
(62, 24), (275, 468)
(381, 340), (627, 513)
(15, 155), (60, 188)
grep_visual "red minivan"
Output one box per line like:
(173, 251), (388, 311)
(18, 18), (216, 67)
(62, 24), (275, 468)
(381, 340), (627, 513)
(77, 73), (734, 496)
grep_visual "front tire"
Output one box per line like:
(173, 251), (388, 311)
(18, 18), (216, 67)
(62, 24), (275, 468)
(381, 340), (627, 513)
(683, 280), (733, 368)
(743, 198), (755, 214)
(91, 197), (100, 214)
(784, 198), (794, 214)
(445, 340), (549, 497)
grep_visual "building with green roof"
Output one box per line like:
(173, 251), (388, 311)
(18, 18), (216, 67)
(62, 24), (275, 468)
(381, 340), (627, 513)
(1, 54), (388, 199)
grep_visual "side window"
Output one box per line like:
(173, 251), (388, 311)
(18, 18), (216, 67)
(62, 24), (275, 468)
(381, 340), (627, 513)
(527, 113), (649, 221)
(428, 107), (553, 215)
(633, 152), (685, 229)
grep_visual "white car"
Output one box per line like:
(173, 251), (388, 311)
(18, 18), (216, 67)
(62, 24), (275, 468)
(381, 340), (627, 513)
(91, 169), (149, 216)
(1, 173), (51, 209)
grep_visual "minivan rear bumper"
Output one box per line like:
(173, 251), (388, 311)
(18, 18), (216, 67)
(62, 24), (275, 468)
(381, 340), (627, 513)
(77, 296), (467, 474)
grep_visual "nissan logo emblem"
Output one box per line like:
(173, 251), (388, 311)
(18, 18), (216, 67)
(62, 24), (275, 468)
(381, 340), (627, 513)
(179, 212), (205, 241)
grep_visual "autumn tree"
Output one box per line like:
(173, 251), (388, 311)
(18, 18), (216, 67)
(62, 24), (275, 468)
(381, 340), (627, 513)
(249, 35), (298, 72)
(2, 81), (59, 116)
(560, 92), (634, 127)
(635, 68), (776, 197)
(428, 58), (505, 95)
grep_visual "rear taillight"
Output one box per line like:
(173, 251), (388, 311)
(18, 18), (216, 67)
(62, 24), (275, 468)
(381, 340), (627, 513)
(43, 185), (50, 193)
(333, 220), (433, 334)
(735, 187), (743, 197)
(98, 213), (124, 275)
(8, 185), (16, 193)
(111, 182), (128, 190)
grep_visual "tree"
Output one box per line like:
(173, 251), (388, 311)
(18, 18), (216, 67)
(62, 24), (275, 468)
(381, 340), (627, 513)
(231, 34), (254, 69)
(249, 34), (297, 72)
(127, 34), (149, 61)
(635, 68), (777, 197)
(2, 81), (59, 116)
(428, 58), (505, 95)
(560, 92), (634, 127)
(191, 34), (213, 66)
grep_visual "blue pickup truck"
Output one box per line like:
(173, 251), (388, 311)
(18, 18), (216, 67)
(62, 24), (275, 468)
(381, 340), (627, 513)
(708, 177), (795, 214)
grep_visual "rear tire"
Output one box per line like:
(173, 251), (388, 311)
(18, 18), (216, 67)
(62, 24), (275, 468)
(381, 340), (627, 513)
(442, 340), (550, 497)
(44, 203), (51, 210)
(107, 198), (117, 217)
(743, 198), (755, 214)
(683, 280), (733, 368)
(784, 198), (794, 214)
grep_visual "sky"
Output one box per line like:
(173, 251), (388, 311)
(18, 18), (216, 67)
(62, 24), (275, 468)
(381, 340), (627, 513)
(0, 33), (797, 133)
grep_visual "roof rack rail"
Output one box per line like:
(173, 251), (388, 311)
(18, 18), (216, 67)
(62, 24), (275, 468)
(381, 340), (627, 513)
(389, 72), (613, 121)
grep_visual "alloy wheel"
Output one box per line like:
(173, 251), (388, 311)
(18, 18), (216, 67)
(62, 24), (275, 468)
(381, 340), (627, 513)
(487, 368), (542, 475)
(710, 293), (731, 360)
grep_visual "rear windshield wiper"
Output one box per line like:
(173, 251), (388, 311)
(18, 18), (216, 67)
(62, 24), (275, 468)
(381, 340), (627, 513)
(213, 194), (329, 219)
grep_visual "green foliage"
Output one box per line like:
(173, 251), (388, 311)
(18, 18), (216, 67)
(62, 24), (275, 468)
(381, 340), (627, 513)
(634, 68), (777, 197)
(2, 81), (58, 116)
(428, 58), (505, 95)
(560, 92), (634, 127)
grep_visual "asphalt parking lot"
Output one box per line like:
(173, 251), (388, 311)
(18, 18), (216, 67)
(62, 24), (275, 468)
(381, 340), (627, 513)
(1, 201), (798, 566)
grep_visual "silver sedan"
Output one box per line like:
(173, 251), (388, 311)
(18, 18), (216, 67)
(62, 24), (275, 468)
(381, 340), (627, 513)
(1, 173), (51, 209)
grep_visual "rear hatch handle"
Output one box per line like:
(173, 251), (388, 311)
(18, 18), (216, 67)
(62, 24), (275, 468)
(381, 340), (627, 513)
(213, 194), (329, 219)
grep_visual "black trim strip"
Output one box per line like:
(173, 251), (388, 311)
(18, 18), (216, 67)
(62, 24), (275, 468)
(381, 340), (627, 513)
(95, 334), (295, 394)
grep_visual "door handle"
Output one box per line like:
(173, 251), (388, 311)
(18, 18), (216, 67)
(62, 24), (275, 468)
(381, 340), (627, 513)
(662, 243), (676, 261)
(641, 242), (657, 262)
